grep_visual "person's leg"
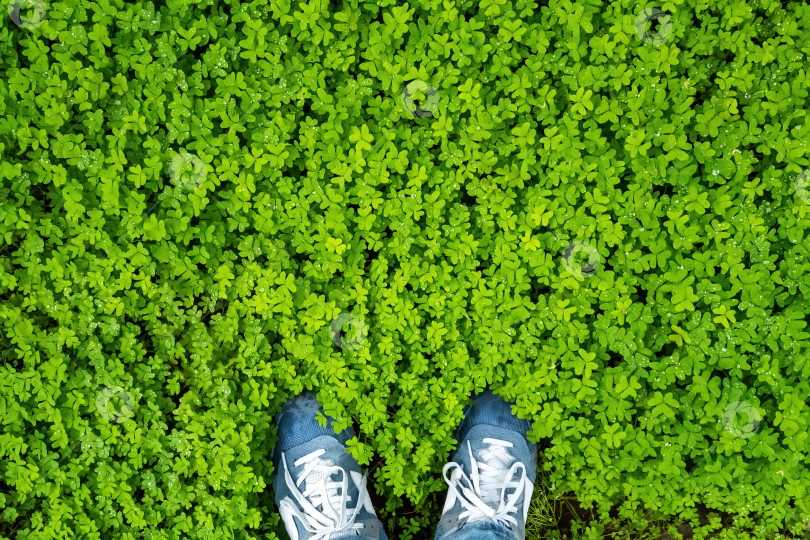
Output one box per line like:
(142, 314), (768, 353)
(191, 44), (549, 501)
(434, 388), (537, 540)
(272, 390), (388, 540)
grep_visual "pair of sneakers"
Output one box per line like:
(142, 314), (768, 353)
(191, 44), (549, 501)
(272, 387), (537, 540)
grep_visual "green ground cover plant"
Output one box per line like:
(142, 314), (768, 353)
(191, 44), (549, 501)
(1, 0), (809, 538)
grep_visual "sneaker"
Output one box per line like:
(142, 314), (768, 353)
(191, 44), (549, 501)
(272, 390), (387, 540)
(434, 388), (537, 540)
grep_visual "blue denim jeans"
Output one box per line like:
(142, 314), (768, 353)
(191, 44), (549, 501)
(434, 522), (518, 540)
(333, 520), (514, 540)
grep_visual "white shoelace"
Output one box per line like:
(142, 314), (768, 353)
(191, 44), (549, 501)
(442, 437), (533, 529)
(279, 448), (370, 540)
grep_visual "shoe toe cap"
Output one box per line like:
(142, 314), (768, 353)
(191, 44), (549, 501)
(273, 391), (355, 463)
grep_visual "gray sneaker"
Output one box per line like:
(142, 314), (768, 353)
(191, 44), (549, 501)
(272, 391), (387, 540)
(434, 388), (537, 540)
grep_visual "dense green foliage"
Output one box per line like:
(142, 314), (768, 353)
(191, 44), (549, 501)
(1, 0), (809, 538)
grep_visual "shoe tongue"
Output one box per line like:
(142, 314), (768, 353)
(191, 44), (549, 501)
(476, 446), (514, 506)
(303, 459), (345, 518)
(479, 445), (513, 467)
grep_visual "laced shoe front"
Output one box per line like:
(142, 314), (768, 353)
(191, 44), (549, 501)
(272, 391), (386, 540)
(278, 447), (373, 539)
(434, 388), (537, 540)
(441, 437), (534, 530)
